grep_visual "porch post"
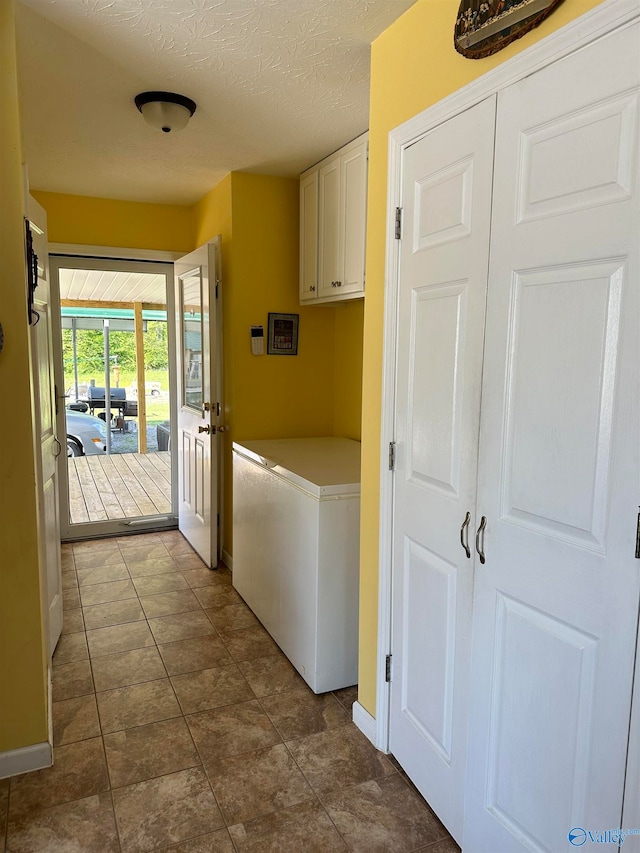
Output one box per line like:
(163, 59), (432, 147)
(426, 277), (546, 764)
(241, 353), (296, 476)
(103, 319), (111, 455)
(134, 302), (147, 453)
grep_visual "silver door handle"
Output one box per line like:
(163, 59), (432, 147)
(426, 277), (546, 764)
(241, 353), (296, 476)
(53, 437), (62, 458)
(475, 516), (487, 564)
(460, 512), (471, 558)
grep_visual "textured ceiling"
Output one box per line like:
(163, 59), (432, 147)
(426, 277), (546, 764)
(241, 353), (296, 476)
(16, 0), (417, 205)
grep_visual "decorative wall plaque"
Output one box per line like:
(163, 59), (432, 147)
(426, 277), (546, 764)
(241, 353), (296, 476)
(454, 0), (565, 59)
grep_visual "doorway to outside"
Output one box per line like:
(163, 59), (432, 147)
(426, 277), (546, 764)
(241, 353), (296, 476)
(51, 256), (178, 540)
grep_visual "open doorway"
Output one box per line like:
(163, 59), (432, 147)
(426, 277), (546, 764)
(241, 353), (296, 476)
(51, 256), (178, 539)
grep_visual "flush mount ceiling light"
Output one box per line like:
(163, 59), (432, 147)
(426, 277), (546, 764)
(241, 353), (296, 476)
(134, 91), (197, 133)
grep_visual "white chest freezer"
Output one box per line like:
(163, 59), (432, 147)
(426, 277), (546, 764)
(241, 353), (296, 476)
(232, 437), (360, 693)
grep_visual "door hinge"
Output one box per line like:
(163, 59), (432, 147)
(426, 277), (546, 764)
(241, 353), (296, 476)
(635, 507), (640, 559)
(388, 442), (396, 471)
(395, 207), (402, 240)
(216, 401), (221, 417)
(215, 279), (221, 299)
(385, 654), (392, 683)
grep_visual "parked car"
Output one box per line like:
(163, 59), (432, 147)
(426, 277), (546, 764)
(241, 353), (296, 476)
(65, 410), (107, 457)
(127, 380), (162, 397)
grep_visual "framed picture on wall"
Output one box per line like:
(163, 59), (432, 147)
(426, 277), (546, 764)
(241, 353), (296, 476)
(267, 313), (299, 356)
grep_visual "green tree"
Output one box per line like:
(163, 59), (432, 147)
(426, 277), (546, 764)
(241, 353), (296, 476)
(62, 321), (168, 385)
(144, 321), (169, 369)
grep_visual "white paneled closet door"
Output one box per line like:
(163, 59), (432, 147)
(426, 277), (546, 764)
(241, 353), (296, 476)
(389, 95), (496, 844)
(464, 21), (640, 853)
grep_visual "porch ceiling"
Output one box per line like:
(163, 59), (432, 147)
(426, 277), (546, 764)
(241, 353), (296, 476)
(59, 268), (167, 304)
(16, 0), (417, 205)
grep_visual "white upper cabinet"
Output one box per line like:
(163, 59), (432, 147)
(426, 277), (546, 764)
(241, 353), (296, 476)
(300, 132), (368, 305)
(299, 171), (318, 300)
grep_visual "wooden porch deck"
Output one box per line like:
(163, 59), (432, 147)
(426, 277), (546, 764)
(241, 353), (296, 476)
(68, 451), (172, 524)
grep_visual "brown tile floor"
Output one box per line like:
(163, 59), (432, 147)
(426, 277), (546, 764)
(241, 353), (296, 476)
(1, 531), (460, 853)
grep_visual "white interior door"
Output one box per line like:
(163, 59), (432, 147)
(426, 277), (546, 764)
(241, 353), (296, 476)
(28, 195), (63, 655)
(389, 96), (496, 843)
(175, 240), (220, 566)
(464, 22), (640, 852)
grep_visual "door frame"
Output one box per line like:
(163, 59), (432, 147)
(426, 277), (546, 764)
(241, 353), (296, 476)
(27, 194), (63, 659)
(365, 0), (640, 785)
(50, 250), (179, 540)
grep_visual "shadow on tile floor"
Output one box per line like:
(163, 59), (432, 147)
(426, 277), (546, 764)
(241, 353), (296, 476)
(1, 531), (461, 853)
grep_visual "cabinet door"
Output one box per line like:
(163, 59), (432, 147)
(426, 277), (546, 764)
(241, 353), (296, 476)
(318, 157), (341, 299)
(464, 22), (640, 852)
(299, 171), (318, 302)
(338, 140), (368, 295)
(389, 96), (496, 843)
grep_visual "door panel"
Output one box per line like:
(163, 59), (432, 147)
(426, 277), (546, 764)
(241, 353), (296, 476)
(464, 22), (640, 851)
(389, 95), (497, 844)
(502, 262), (622, 547)
(175, 241), (220, 566)
(408, 283), (467, 496)
(485, 594), (597, 848)
(340, 142), (367, 293)
(318, 160), (340, 298)
(300, 172), (318, 299)
(517, 92), (637, 222)
(402, 538), (457, 761)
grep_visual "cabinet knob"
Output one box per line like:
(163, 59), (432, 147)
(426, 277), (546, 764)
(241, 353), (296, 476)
(310, 286), (316, 292)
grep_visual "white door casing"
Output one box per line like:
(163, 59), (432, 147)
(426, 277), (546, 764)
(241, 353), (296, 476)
(388, 96), (496, 844)
(463, 21), (640, 852)
(28, 195), (63, 656)
(175, 240), (220, 567)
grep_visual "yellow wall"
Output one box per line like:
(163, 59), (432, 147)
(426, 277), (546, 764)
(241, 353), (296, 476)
(195, 172), (339, 551)
(32, 191), (193, 253)
(333, 300), (364, 440)
(0, 0), (49, 752)
(358, 0), (606, 715)
(35, 169), (366, 559)
(229, 173), (336, 441)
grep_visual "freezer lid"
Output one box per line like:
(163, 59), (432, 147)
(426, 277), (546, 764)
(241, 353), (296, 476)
(232, 437), (361, 497)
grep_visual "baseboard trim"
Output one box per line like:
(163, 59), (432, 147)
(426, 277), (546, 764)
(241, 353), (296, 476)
(0, 741), (52, 780)
(353, 701), (379, 748)
(221, 547), (233, 571)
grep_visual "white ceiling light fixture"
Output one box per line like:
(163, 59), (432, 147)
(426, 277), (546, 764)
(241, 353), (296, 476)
(134, 91), (197, 133)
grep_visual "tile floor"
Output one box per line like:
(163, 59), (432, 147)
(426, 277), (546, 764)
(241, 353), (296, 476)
(0, 531), (460, 853)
